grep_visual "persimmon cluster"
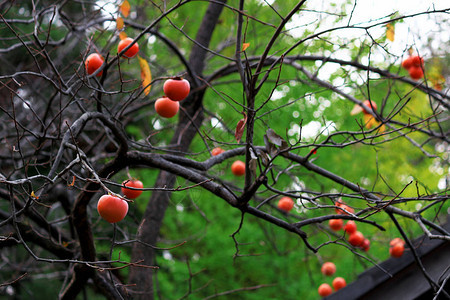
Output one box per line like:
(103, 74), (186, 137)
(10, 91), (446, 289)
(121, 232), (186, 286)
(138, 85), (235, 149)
(97, 179), (144, 224)
(401, 55), (424, 80)
(84, 38), (191, 119)
(318, 262), (347, 297)
(330, 200), (370, 251)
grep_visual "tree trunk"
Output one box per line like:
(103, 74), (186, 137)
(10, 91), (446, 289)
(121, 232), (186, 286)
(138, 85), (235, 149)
(128, 1), (227, 298)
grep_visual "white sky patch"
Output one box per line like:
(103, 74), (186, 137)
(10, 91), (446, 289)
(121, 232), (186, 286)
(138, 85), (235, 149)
(438, 176), (448, 190)
(270, 89), (285, 101)
(211, 117), (225, 130)
(257, 0), (275, 5)
(96, 0), (118, 30)
(298, 120), (337, 140)
(285, 0), (449, 60)
(296, 121), (334, 140)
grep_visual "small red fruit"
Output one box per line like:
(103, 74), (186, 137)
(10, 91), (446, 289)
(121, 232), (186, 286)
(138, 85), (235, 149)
(360, 238), (370, 251)
(155, 96), (179, 118)
(409, 66), (424, 80)
(332, 277), (347, 291)
(97, 194), (128, 223)
(85, 53), (104, 77)
(401, 57), (413, 70)
(321, 262), (336, 276)
(348, 231), (364, 247)
(163, 78), (190, 102)
(318, 283), (333, 297)
(118, 37), (139, 58)
(344, 220), (357, 234)
(390, 243), (405, 258)
(362, 100), (377, 114)
(231, 160), (245, 176)
(336, 204), (354, 215)
(212, 147), (225, 156)
(390, 238), (405, 247)
(411, 55), (424, 67)
(329, 219), (344, 231)
(277, 196), (294, 212)
(121, 179), (143, 199)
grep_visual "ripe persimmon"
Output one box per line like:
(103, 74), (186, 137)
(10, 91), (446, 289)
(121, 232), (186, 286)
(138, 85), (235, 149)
(121, 179), (143, 199)
(409, 66), (424, 80)
(118, 37), (139, 58)
(401, 57), (413, 69)
(343, 220), (357, 234)
(348, 231), (364, 247)
(321, 262), (336, 276)
(231, 160), (245, 176)
(97, 195), (128, 223)
(212, 147), (225, 156)
(163, 78), (190, 101)
(389, 238), (405, 247)
(85, 53), (104, 77)
(390, 243), (405, 258)
(362, 100), (377, 114)
(329, 219), (344, 231)
(332, 277), (347, 291)
(277, 196), (294, 212)
(411, 55), (424, 67)
(318, 283), (333, 297)
(155, 96), (179, 118)
(389, 238), (405, 258)
(360, 238), (370, 251)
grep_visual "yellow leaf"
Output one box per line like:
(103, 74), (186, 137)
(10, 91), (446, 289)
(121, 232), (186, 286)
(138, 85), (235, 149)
(363, 114), (377, 129)
(242, 42), (250, 51)
(386, 23), (395, 42)
(68, 176), (75, 187)
(119, 31), (128, 40)
(30, 191), (39, 199)
(377, 124), (386, 134)
(116, 16), (124, 30)
(119, 0), (131, 17)
(138, 56), (152, 95)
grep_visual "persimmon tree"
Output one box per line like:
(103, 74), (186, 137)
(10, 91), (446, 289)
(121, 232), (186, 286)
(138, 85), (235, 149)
(0, 0), (449, 299)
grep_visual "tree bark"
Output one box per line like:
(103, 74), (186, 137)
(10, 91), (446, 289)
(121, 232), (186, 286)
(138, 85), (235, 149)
(128, 1), (227, 299)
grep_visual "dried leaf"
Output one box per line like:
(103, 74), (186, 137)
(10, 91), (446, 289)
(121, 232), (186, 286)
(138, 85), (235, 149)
(119, 31), (128, 40)
(116, 16), (124, 30)
(264, 134), (278, 157)
(235, 112), (247, 143)
(138, 56), (152, 95)
(258, 150), (271, 168)
(386, 23), (395, 42)
(119, 0), (131, 17)
(242, 42), (250, 51)
(266, 128), (288, 150)
(266, 129), (283, 146)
